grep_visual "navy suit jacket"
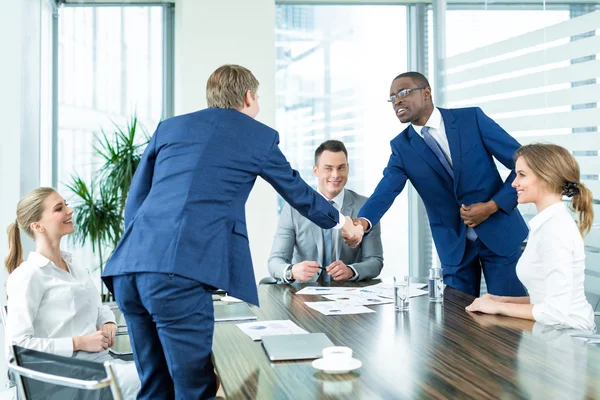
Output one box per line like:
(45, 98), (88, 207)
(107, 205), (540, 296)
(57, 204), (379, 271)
(102, 108), (339, 305)
(358, 107), (528, 266)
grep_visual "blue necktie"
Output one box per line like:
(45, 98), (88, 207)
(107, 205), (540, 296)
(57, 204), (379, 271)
(320, 200), (334, 283)
(422, 126), (454, 180)
(422, 127), (477, 241)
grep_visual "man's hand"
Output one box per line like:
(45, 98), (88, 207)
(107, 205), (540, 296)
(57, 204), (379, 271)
(99, 322), (117, 348)
(291, 261), (320, 281)
(465, 297), (501, 315)
(326, 260), (354, 281)
(459, 200), (499, 228)
(341, 216), (364, 248)
(352, 217), (370, 232)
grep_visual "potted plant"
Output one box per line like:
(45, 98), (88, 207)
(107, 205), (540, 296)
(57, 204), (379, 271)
(67, 115), (149, 300)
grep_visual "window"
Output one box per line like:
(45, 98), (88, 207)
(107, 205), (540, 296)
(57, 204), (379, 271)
(55, 5), (170, 284)
(276, 5), (409, 278)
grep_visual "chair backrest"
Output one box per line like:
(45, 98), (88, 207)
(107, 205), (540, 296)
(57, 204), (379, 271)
(8, 345), (122, 400)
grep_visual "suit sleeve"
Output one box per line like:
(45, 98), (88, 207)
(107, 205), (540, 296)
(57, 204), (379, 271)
(267, 203), (296, 281)
(474, 107), (521, 213)
(358, 140), (408, 228)
(124, 123), (160, 228)
(260, 134), (338, 229)
(350, 220), (384, 280)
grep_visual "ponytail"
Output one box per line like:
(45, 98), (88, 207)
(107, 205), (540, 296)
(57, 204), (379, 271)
(5, 221), (23, 274)
(4, 187), (56, 274)
(571, 182), (594, 237)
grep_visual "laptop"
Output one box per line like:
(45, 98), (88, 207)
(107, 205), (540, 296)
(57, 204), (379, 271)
(262, 333), (334, 361)
(214, 302), (257, 322)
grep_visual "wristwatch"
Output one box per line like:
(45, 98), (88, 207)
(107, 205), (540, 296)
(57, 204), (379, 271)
(285, 264), (294, 282)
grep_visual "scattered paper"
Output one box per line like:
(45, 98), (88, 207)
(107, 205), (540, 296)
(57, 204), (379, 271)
(295, 287), (361, 295)
(358, 283), (428, 299)
(220, 295), (243, 303)
(321, 293), (394, 306)
(236, 320), (309, 341)
(304, 301), (376, 316)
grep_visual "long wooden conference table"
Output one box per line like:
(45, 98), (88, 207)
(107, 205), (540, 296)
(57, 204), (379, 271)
(212, 280), (600, 399)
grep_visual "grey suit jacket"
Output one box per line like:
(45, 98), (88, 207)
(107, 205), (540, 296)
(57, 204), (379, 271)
(268, 189), (383, 282)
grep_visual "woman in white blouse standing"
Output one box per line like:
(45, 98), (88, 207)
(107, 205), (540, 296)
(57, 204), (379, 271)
(4, 187), (140, 398)
(466, 144), (595, 331)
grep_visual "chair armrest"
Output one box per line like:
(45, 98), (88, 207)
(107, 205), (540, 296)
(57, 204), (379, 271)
(7, 363), (112, 390)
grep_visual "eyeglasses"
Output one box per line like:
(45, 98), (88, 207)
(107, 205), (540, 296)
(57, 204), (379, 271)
(387, 87), (426, 103)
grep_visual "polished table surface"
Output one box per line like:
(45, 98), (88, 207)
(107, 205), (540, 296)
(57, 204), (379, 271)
(212, 281), (600, 399)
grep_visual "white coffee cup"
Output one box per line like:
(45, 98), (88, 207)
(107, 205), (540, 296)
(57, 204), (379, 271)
(322, 346), (352, 365)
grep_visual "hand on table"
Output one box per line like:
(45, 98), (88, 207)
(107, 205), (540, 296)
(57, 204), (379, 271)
(326, 260), (354, 281)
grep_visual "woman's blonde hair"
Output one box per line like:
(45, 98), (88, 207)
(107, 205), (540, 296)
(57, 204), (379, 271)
(4, 187), (56, 274)
(206, 64), (259, 110)
(515, 144), (594, 236)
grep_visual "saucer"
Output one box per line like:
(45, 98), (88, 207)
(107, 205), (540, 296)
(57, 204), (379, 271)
(312, 357), (362, 374)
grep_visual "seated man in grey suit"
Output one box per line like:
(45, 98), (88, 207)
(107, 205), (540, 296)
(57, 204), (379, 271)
(269, 140), (383, 283)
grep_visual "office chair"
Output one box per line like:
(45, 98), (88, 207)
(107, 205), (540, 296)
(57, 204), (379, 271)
(8, 344), (123, 400)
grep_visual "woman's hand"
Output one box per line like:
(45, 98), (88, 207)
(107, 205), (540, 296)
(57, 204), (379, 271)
(466, 297), (501, 315)
(481, 293), (500, 302)
(73, 330), (110, 352)
(99, 322), (117, 348)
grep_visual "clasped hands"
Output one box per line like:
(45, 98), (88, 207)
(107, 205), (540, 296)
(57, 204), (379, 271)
(73, 322), (117, 353)
(291, 260), (354, 281)
(341, 216), (365, 248)
(459, 200), (499, 228)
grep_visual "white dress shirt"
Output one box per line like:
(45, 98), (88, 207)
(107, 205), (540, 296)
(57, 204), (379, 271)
(412, 107), (452, 166)
(516, 202), (595, 331)
(413, 107), (481, 241)
(319, 189), (359, 281)
(6, 251), (116, 357)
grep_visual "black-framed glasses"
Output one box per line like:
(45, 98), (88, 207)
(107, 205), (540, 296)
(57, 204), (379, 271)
(387, 87), (426, 103)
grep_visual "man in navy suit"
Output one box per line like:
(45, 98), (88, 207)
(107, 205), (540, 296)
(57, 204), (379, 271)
(352, 72), (528, 298)
(102, 65), (363, 399)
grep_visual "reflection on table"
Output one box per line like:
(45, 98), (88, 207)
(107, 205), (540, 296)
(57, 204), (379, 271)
(212, 281), (600, 399)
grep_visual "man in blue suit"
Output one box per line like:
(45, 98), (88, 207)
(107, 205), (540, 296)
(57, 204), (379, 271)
(102, 65), (363, 399)
(352, 72), (528, 298)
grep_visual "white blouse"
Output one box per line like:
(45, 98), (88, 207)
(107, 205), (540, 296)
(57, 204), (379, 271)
(6, 252), (116, 357)
(517, 202), (595, 331)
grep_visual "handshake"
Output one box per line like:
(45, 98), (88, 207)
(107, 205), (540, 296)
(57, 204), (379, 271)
(341, 216), (368, 248)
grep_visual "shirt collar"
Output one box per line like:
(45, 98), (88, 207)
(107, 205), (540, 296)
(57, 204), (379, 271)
(528, 202), (568, 234)
(27, 251), (73, 268)
(412, 107), (442, 137)
(318, 188), (345, 209)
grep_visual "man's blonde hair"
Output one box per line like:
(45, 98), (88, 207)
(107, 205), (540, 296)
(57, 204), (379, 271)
(206, 65), (259, 110)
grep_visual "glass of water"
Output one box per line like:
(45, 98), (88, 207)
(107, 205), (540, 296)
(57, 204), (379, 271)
(394, 276), (409, 312)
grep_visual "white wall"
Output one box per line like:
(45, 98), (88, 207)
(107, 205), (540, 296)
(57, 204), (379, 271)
(174, 0), (278, 283)
(0, 0), (42, 303)
(0, 0), (43, 388)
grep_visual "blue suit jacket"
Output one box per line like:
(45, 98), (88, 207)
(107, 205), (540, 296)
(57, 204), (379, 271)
(102, 108), (339, 305)
(358, 107), (528, 266)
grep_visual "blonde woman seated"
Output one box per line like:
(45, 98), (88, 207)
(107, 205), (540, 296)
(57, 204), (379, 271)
(466, 144), (595, 331)
(4, 187), (140, 398)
